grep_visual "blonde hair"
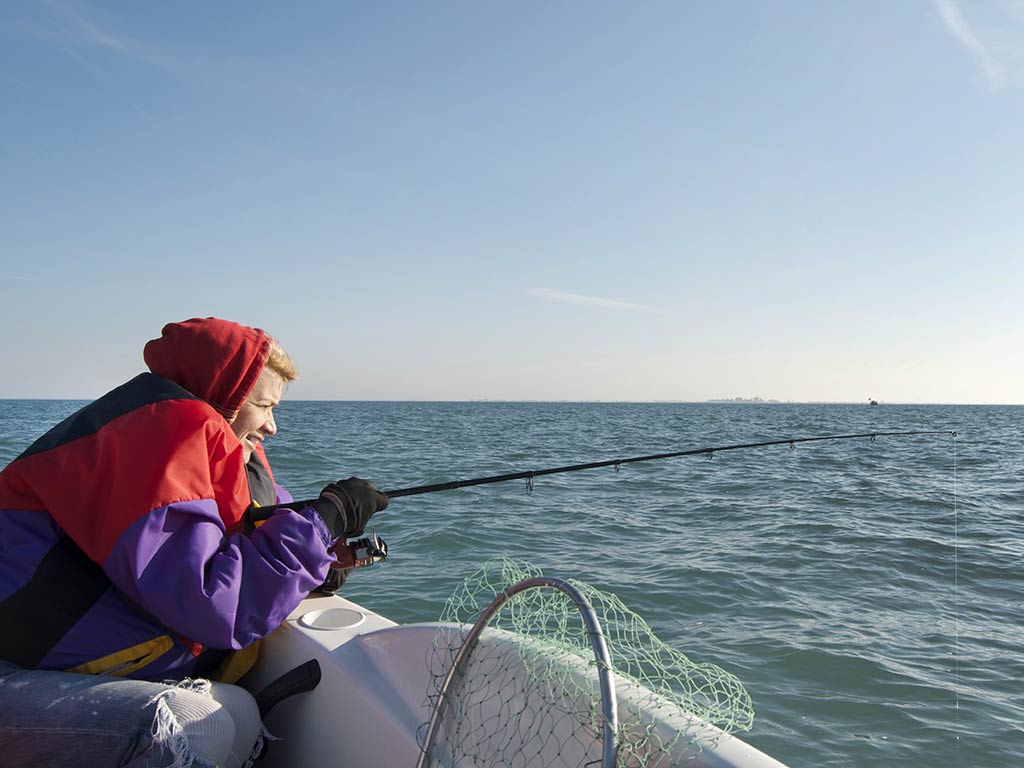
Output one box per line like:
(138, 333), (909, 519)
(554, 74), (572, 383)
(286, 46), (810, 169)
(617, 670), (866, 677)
(266, 339), (299, 382)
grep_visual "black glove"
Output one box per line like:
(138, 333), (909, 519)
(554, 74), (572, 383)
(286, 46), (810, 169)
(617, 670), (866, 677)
(312, 477), (388, 539)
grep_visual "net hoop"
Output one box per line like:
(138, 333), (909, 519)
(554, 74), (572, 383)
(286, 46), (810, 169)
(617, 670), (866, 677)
(417, 575), (619, 768)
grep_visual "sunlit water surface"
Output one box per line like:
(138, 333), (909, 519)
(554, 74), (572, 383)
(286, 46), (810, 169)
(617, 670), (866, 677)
(2, 400), (1020, 767)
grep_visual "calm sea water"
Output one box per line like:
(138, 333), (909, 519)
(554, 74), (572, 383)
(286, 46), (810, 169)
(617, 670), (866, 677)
(1, 400), (1020, 767)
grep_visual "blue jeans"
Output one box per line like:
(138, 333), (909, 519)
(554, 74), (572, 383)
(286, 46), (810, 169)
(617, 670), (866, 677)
(0, 660), (262, 767)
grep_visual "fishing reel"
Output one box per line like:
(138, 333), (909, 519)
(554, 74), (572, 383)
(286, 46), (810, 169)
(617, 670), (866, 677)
(316, 531), (388, 594)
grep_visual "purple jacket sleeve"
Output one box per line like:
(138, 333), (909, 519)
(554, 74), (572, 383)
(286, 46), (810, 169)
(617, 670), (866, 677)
(104, 497), (335, 649)
(275, 482), (294, 505)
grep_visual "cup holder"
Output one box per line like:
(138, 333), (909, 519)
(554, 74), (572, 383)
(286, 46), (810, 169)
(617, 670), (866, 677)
(297, 607), (366, 630)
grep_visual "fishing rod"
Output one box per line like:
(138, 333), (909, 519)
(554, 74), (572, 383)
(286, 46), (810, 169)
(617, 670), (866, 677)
(381, 430), (957, 498)
(311, 429), (955, 590)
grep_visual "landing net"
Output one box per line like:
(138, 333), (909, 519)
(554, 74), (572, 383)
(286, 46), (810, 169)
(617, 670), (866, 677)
(418, 559), (754, 767)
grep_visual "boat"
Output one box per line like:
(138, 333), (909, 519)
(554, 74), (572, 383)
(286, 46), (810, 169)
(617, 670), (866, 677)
(240, 577), (791, 767)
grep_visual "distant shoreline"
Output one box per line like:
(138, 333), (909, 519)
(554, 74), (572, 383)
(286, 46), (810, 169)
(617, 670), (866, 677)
(707, 397), (781, 404)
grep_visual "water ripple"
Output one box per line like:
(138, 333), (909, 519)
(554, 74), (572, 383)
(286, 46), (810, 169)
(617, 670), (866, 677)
(2, 400), (1020, 767)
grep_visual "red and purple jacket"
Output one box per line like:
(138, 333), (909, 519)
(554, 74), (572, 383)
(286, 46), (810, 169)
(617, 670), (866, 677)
(0, 318), (334, 681)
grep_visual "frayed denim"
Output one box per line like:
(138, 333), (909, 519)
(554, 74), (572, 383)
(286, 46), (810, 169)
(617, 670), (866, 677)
(0, 660), (263, 767)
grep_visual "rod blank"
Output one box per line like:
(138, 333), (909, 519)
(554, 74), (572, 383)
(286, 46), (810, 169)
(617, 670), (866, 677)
(383, 430), (956, 499)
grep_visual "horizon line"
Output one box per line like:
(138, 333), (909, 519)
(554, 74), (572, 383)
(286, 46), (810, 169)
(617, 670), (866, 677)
(0, 397), (1016, 406)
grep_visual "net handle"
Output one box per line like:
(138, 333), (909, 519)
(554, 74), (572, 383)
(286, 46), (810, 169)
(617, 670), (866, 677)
(417, 575), (619, 768)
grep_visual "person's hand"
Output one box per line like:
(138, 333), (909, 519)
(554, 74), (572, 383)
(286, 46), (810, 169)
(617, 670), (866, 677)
(313, 477), (388, 539)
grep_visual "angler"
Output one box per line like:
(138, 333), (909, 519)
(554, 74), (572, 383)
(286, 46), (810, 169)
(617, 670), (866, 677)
(0, 317), (389, 768)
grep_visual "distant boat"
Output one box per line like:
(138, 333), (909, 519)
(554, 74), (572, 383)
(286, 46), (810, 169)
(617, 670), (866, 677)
(869, 398), (879, 406)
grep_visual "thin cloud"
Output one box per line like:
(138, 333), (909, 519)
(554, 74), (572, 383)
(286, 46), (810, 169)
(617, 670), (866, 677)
(242, 143), (318, 170)
(19, 0), (138, 54)
(529, 288), (656, 313)
(935, 0), (1005, 86)
(13, 2), (346, 113)
(33, 1), (190, 79)
(2, 274), (49, 285)
(53, 1), (131, 53)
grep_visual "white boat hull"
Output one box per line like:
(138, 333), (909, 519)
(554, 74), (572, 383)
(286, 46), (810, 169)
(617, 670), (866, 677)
(242, 593), (790, 768)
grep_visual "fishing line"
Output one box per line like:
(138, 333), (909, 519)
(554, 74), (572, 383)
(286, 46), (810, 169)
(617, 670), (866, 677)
(953, 432), (959, 747)
(382, 430), (955, 498)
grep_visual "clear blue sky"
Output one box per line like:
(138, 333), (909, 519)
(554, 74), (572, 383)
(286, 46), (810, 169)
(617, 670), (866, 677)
(2, 1), (1021, 403)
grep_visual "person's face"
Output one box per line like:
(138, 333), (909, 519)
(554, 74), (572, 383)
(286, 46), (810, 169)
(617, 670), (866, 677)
(231, 368), (285, 463)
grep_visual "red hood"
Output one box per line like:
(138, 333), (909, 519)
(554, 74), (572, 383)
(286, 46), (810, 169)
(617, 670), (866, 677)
(143, 317), (271, 420)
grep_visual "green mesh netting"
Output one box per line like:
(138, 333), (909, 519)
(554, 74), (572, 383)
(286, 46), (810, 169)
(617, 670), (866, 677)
(419, 559), (754, 767)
